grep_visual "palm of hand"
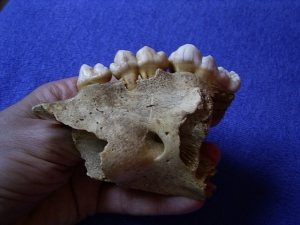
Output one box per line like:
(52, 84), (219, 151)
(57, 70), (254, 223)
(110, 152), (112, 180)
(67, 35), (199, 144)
(0, 77), (220, 225)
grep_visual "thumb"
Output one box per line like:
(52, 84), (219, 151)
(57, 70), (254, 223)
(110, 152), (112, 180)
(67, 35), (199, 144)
(8, 77), (79, 118)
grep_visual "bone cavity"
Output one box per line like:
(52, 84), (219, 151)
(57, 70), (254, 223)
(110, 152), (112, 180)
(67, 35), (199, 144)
(136, 46), (169, 79)
(77, 63), (112, 90)
(110, 50), (139, 90)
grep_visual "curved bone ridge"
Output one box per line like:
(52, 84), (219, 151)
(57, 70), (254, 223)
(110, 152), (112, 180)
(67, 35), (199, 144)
(77, 63), (112, 90)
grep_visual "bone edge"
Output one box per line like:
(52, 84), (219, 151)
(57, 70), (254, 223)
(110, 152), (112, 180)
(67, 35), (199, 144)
(32, 104), (57, 120)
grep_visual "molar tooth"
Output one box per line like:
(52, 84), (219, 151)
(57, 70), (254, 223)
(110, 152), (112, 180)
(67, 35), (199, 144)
(136, 46), (169, 79)
(77, 63), (112, 90)
(110, 50), (139, 90)
(169, 44), (202, 73)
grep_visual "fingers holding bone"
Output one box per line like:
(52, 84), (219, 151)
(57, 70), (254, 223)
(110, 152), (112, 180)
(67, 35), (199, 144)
(77, 63), (112, 90)
(136, 46), (169, 79)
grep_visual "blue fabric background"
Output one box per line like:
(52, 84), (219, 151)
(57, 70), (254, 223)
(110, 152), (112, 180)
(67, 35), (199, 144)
(1, 1), (299, 224)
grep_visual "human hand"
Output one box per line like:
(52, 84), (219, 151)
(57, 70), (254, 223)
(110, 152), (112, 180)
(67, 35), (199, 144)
(0, 77), (221, 225)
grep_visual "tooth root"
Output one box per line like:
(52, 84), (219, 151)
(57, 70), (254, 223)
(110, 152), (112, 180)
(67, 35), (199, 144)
(77, 63), (112, 90)
(136, 46), (169, 79)
(169, 44), (202, 73)
(110, 50), (139, 90)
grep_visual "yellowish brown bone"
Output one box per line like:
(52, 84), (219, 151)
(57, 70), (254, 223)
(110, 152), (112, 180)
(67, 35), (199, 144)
(32, 44), (241, 200)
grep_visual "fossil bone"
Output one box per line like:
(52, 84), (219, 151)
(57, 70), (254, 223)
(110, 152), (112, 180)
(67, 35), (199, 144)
(77, 63), (112, 90)
(32, 44), (241, 200)
(136, 46), (169, 79)
(110, 50), (139, 90)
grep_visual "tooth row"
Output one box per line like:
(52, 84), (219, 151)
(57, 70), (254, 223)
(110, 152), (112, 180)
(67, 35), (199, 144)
(77, 44), (241, 93)
(109, 47), (169, 90)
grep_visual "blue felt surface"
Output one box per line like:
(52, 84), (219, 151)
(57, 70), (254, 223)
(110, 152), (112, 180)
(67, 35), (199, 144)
(1, 1), (300, 224)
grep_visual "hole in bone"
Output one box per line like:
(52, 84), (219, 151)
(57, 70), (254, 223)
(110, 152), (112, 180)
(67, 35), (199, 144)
(73, 130), (108, 179)
(153, 133), (163, 143)
(144, 131), (164, 157)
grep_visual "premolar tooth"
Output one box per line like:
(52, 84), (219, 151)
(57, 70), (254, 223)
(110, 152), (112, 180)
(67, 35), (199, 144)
(77, 63), (112, 90)
(195, 56), (241, 93)
(136, 46), (169, 79)
(169, 44), (202, 73)
(197, 56), (226, 88)
(200, 56), (219, 76)
(218, 67), (241, 93)
(110, 50), (139, 90)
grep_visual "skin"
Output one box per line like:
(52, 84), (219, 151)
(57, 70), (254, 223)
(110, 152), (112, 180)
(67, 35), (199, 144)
(0, 77), (221, 225)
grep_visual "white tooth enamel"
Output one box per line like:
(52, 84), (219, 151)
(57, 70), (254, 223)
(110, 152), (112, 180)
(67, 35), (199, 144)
(169, 44), (202, 73)
(136, 46), (169, 79)
(200, 56), (219, 77)
(220, 68), (242, 93)
(110, 50), (139, 90)
(195, 55), (241, 93)
(199, 56), (231, 88)
(77, 63), (112, 90)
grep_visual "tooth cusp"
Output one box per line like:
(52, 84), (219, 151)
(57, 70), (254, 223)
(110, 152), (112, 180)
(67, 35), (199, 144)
(110, 50), (139, 90)
(218, 67), (242, 93)
(169, 44), (202, 73)
(136, 46), (169, 79)
(77, 63), (112, 90)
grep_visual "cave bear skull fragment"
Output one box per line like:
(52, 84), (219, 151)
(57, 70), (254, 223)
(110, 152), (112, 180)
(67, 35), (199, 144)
(32, 44), (241, 200)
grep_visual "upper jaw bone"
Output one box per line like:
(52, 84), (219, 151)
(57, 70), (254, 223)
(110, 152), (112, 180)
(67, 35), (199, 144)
(110, 50), (139, 91)
(168, 44), (202, 73)
(136, 46), (169, 79)
(77, 63), (112, 90)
